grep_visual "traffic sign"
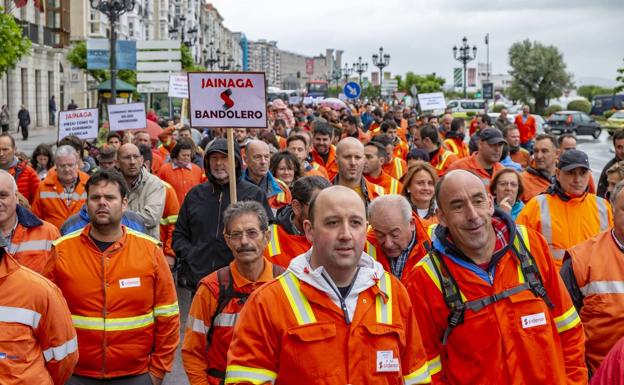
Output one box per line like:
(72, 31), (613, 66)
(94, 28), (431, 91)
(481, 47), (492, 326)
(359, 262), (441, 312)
(482, 82), (494, 99)
(343, 82), (361, 99)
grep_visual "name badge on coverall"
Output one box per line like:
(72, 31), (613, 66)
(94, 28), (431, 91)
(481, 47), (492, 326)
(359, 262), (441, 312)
(376, 350), (400, 372)
(119, 277), (141, 288)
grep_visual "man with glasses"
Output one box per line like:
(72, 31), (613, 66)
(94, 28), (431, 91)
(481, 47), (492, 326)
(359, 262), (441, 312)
(117, 143), (165, 239)
(182, 201), (284, 385)
(32, 145), (89, 228)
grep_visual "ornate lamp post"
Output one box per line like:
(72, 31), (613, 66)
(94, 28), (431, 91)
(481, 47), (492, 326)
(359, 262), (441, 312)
(372, 46), (390, 98)
(90, 0), (136, 104)
(352, 56), (368, 86)
(453, 36), (477, 98)
(342, 63), (353, 83)
(203, 40), (220, 71)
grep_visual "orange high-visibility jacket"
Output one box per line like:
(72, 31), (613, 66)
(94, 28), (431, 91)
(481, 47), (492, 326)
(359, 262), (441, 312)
(510, 148), (531, 169)
(8, 206), (60, 273)
(311, 145), (338, 181)
(520, 169), (551, 202)
(442, 137), (470, 159)
(514, 114), (537, 144)
(447, 153), (504, 187)
(365, 171), (403, 195)
(44, 225), (180, 380)
(304, 161), (330, 180)
(393, 139), (410, 161)
(0, 253), (78, 385)
(429, 148), (459, 177)
(160, 181), (180, 258)
(407, 223), (587, 385)
(516, 192), (612, 270)
(182, 259), (280, 385)
(31, 169), (89, 228)
(158, 162), (205, 205)
(567, 229), (624, 373)
(8, 161), (41, 204)
(383, 157), (408, 181)
(225, 255), (431, 385)
(341, 128), (371, 144)
(263, 223), (310, 268)
(365, 213), (430, 284)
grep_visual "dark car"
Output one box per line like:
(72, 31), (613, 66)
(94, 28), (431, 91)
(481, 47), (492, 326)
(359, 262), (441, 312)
(545, 111), (602, 139)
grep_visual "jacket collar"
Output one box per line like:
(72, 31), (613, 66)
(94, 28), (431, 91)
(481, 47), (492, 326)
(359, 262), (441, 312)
(16, 205), (43, 229)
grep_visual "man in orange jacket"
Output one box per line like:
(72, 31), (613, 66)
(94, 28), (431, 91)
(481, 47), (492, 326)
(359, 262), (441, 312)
(416, 125), (458, 177)
(286, 134), (330, 179)
(32, 145), (89, 228)
(520, 134), (558, 201)
(0, 170), (59, 273)
(226, 186), (431, 384)
(560, 180), (624, 374)
(364, 142), (403, 194)
(157, 139), (205, 205)
(264, 176), (330, 268)
(0, 233), (78, 385)
(310, 123), (339, 180)
(182, 201), (284, 385)
(447, 128), (505, 187)
(503, 125), (531, 169)
(0, 133), (40, 204)
(374, 134), (408, 180)
(367, 195), (429, 284)
(45, 169), (179, 385)
(514, 104), (537, 152)
(517, 150), (613, 270)
(407, 170), (587, 384)
(442, 118), (470, 159)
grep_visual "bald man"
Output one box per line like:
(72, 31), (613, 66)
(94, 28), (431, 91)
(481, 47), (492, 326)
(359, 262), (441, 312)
(226, 186), (431, 384)
(117, 143), (165, 238)
(242, 140), (291, 210)
(406, 170), (586, 384)
(333, 137), (385, 205)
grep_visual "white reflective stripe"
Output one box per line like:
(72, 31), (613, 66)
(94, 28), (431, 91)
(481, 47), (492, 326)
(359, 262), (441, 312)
(154, 301), (179, 317)
(9, 240), (53, 254)
(596, 196), (610, 231)
(580, 281), (624, 296)
(213, 312), (238, 327)
(39, 191), (60, 199)
(39, 191), (86, 200)
(536, 195), (552, 243)
(0, 306), (41, 328)
(186, 315), (210, 334)
(42, 336), (78, 362)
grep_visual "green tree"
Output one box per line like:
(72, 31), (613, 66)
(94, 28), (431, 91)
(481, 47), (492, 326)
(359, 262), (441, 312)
(0, 6), (32, 77)
(578, 85), (613, 102)
(508, 39), (573, 115)
(616, 58), (624, 94)
(181, 44), (205, 72)
(395, 72), (445, 94)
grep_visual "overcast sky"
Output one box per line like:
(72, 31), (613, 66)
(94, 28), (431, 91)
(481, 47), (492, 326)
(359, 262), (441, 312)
(214, 0), (623, 87)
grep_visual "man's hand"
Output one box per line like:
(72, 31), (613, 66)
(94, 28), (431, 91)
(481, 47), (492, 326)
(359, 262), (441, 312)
(149, 373), (163, 385)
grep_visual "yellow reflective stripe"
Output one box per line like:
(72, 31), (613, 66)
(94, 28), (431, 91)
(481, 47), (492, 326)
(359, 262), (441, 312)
(427, 355), (442, 376)
(225, 365), (277, 384)
(72, 312), (155, 331)
(365, 240), (377, 260)
(426, 224), (437, 239)
(374, 184), (385, 196)
(126, 228), (161, 245)
(52, 228), (82, 246)
(393, 158), (405, 179)
(160, 215), (178, 225)
(515, 225), (530, 284)
(278, 272), (316, 325)
(436, 151), (451, 170)
(375, 272), (392, 324)
(276, 191), (286, 202)
(267, 224), (281, 257)
(445, 139), (459, 154)
(154, 301), (179, 317)
(390, 178), (399, 194)
(554, 306), (581, 333)
(312, 163), (319, 170)
(404, 361), (431, 384)
(417, 256), (442, 293)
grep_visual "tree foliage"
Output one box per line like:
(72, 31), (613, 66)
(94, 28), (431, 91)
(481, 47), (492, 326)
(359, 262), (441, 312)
(395, 72), (445, 94)
(567, 100), (591, 114)
(508, 39), (573, 115)
(0, 7), (32, 77)
(577, 85), (613, 102)
(616, 58), (624, 94)
(181, 44), (205, 72)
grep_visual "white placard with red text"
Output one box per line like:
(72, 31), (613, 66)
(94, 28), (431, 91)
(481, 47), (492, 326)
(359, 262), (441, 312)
(58, 108), (99, 140)
(188, 72), (267, 128)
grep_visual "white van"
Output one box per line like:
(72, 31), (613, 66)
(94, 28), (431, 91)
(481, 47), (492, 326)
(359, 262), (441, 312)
(447, 99), (486, 114)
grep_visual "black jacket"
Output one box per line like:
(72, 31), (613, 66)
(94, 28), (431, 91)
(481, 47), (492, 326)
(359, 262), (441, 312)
(172, 138), (273, 290)
(597, 156), (619, 198)
(17, 109), (30, 127)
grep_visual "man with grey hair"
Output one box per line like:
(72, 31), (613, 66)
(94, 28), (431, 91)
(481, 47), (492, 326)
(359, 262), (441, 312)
(182, 201), (284, 385)
(561, 178), (624, 373)
(242, 140), (290, 211)
(367, 194), (430, 283)
(32, 145), (89, 228)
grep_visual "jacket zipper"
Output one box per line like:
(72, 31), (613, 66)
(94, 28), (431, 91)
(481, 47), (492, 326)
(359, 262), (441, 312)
(101, 250), (107, 376)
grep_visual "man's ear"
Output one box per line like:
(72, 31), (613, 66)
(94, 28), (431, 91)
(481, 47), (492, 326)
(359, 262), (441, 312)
(291, 199), (302, 217)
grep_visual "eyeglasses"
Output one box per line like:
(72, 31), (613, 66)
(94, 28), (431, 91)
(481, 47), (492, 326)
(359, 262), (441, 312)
(56, 163), (77, 170)
(225, 229), (262, 241)
(497, 181), (519, 188)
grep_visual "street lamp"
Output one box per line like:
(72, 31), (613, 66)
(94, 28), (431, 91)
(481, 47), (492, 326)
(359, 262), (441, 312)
(342, 63), (353, 83)
(169, 16), (198, 47)
(219, 55), (234, 71)
(203, 41), (220, 70)
(352, 56), (368, 86)
(453, 36), (477, 99)
(90, 0), (136, 104)
(331, 66), (341, 87)
(372, 46), (390, 99)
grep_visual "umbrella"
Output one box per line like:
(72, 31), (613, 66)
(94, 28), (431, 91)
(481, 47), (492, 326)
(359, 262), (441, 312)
(318, 97), (347, 111)
(128, 119), (162, 141)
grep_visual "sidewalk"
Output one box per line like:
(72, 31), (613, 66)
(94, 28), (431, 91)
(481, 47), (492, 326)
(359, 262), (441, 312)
(15, 125), (59, 156)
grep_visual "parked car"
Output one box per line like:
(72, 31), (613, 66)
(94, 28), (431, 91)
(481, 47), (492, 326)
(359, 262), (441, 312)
(605, 110), (624, 135)
(447, 99), (486, 115)
(545, 111), (602, 139)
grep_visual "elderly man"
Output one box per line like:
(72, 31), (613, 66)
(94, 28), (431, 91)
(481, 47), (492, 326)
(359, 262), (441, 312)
(264, 175), (330, 268)
(225, 186), (431, 385)
(407, 170), (587, 384)
(367, 195), (429, 284)
(517, 149), (613, 270)
(333, 137), (384, 205)
(0, 170), (59, 273)
(242, 140), (291, 210)
(447, 128), (505, 187)
(45, 169), (179, 385)
(182, 201), (284, 385)
(32, 145), (89, 228)
(0, 133), (40, 204)
(561, 179), (624, 375)
(117, 143), (165, 238)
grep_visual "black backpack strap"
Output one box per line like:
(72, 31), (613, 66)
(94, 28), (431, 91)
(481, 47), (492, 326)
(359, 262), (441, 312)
(511, 227), (554, 308)
(206, 267), (233, 348)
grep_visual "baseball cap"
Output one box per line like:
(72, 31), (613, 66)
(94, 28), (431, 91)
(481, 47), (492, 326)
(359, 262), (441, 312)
(557, 149), (590, 171)
(479, 128), (506, 145)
